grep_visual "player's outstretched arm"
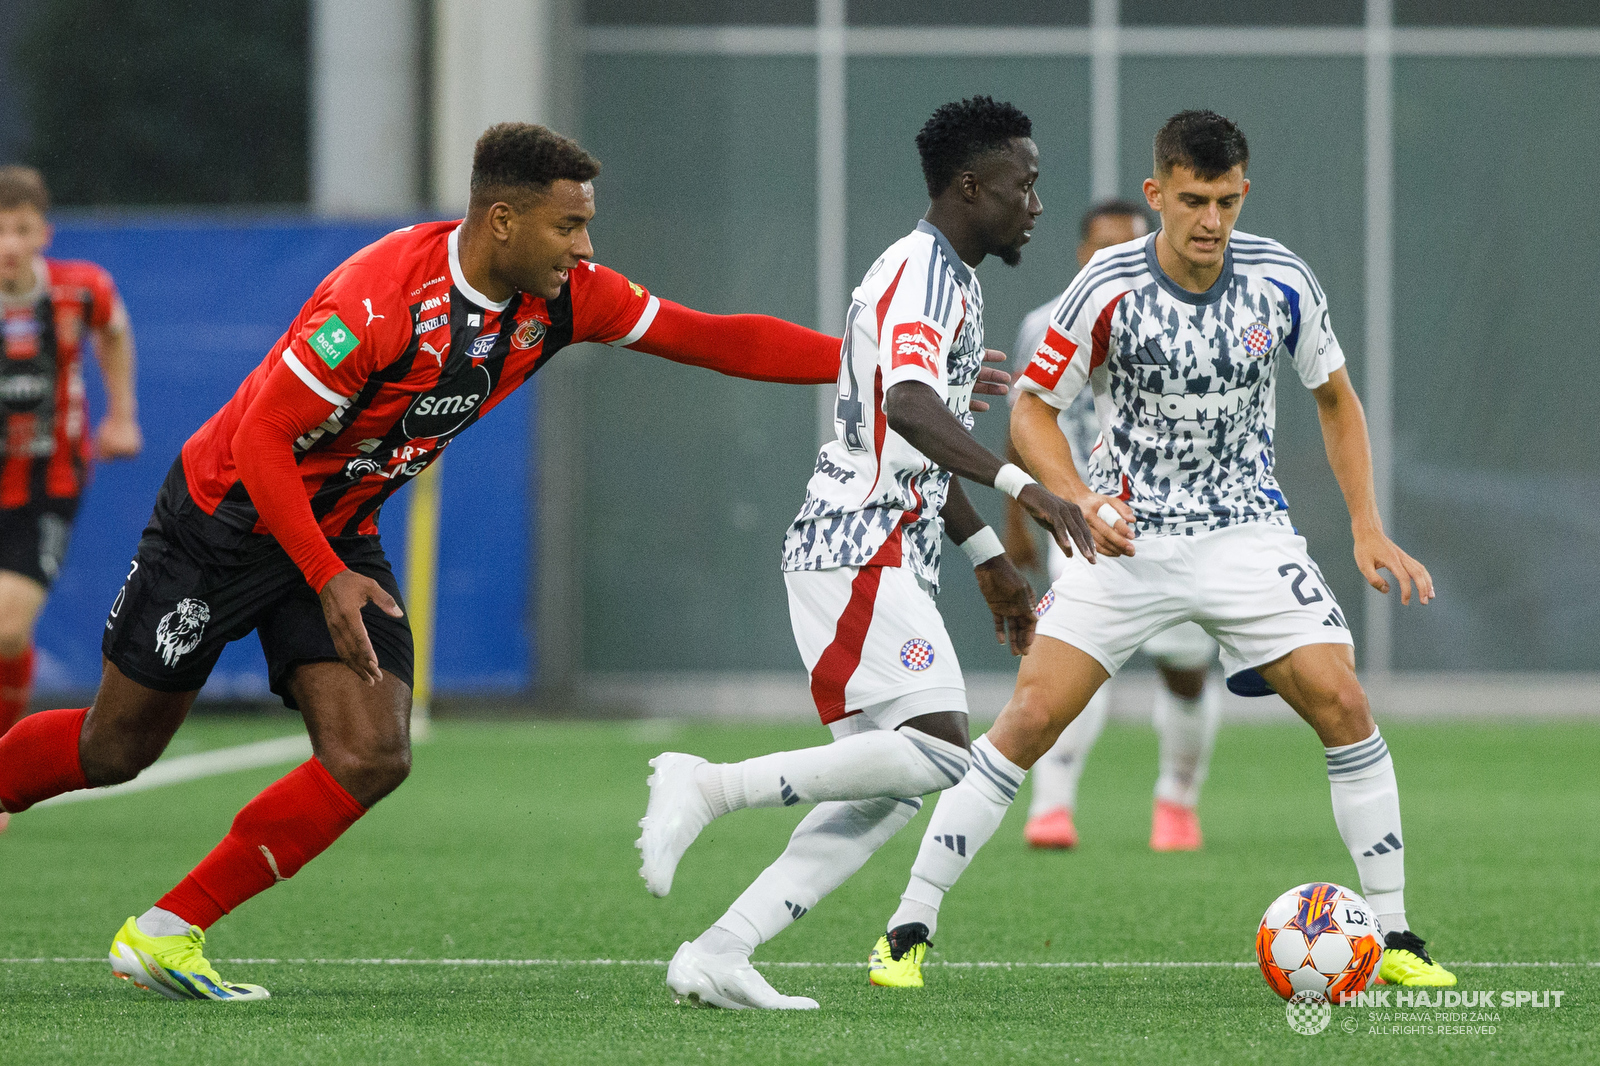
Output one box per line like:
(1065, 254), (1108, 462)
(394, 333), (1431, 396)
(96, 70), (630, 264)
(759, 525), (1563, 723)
(942, 480), (1037, 655)
(623, 299), (1014, 404)
(233, 364), (404, 684)
(1012, 391), (1136, 558)
(1311, 367), (1433, 605)
(884, 380), (1094, 562)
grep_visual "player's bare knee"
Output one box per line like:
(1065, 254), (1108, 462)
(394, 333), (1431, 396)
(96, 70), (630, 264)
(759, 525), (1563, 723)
(79, 732), (162, 787)
(322, 741), (411, 807)
(1307, 677), (1373, 746)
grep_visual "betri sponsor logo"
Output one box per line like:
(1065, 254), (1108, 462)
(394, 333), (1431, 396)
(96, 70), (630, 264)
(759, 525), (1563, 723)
(1139, 385), (1254, 422)
(890, 322), (942, 375)
(1024, 327), (1077, 389)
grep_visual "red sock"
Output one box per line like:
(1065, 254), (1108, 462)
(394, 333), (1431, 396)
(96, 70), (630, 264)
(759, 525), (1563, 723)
(157, 757), (367, 929)
(0, 645), (35, 730)
(0, 706), (88, 812)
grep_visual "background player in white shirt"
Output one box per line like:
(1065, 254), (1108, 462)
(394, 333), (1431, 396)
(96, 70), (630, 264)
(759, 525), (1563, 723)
(868, 110), (1456, 990)
(635, 97), (1092, 1010)
(1003, 201), (1222, 853)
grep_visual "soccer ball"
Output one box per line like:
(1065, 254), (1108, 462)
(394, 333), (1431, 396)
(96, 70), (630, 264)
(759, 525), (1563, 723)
(1255, 882), (1383, 1001)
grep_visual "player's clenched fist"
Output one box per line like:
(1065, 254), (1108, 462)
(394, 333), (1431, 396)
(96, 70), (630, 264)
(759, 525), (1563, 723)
(318, 570), (404, 686)
(1017, 483), (1095, 562)
(1077, 492), (1137, 558)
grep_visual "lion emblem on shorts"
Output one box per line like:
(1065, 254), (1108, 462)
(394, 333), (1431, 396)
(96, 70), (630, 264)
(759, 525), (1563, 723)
(155, 598), (211, 668)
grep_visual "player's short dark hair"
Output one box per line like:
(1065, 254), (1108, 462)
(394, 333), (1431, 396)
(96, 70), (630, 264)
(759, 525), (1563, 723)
(916, 96), (1033, 198)
(470, 123), (601, 211)
(0, 165), (50, 213)
(1154, 110), (1249, 180)
(1080, 199), (1152, 240)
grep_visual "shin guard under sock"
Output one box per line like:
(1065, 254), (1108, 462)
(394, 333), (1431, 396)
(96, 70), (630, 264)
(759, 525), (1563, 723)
(157, 757), (366, 929)
(1326, 729), (1408, 934)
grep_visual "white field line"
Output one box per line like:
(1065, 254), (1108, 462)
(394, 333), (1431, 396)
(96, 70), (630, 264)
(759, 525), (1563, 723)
(2, 957), (1595, 969)
(34, 735), (313, 808)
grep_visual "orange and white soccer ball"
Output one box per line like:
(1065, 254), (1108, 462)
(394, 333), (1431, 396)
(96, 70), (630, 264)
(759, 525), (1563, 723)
(1255, 882), (1383, 1001)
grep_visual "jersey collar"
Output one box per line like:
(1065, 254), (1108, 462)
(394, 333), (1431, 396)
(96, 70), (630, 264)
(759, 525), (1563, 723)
(916, 220), (973, 287)
(1144, 231), (1233, 306)
(448, 225), (511, 312)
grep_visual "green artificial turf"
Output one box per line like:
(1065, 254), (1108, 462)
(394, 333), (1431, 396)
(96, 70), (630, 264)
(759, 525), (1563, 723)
(0, 715), (1595, 1064)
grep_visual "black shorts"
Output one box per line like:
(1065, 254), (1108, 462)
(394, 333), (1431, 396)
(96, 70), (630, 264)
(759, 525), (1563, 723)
(102, 459), (413, 709)
(0, 494), (79, 589)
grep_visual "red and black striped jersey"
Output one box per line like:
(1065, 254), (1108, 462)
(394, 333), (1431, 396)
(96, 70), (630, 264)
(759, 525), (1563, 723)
(0, 257), (125, 507)
(181, 220), (654, 538)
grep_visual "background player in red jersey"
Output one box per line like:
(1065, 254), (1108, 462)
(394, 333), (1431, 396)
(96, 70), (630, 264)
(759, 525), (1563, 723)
(0, 124), (1011, 1001)
(0, 166), (142, 750)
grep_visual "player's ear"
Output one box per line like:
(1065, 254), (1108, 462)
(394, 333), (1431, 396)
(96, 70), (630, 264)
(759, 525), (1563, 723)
(1142, 176), (1162, 213)
(487, 201), (516, 242)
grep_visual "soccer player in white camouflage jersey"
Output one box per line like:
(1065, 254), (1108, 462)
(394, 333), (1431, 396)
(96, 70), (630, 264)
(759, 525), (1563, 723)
(1005, 200), (1223, 853)
(868, 110), (1456, 990)
(635, 97), (1093, 1010)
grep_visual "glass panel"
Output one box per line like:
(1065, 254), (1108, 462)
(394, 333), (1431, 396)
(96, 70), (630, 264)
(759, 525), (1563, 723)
(1392, 58), (1600, 670)
(577, 56), (820, 670)
(1122, 0), (1362, 27)
(846, 57), (1093, 668)
(1121, 58), (1371, 651)
(584, 0), (815, 25)
(849, 0), (1088, 26)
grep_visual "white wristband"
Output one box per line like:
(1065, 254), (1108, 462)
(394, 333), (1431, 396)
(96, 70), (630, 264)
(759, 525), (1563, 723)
(959, 526), (1006, 567)
(993, 463), (1036, 500)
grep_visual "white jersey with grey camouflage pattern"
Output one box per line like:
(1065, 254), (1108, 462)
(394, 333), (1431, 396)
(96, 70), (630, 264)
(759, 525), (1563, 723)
(782, 221), (986, 591)
(1017, 230), (1345, 536)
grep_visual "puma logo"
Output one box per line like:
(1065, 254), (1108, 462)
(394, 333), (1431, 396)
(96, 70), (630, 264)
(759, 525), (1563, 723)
(420, 340), (446, 365)
(363, 298), (385, 326)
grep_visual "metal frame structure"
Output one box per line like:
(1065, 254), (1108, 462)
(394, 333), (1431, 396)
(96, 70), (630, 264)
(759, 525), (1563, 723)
(583, 4), (1600, 679)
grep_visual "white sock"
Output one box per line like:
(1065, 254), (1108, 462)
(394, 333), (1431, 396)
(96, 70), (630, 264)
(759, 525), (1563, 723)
(1325, 729), (1407, 936)
(1026, 688), (1108, 817)
(699, 795), (922, 957)
(694, 727), (969, 814)
(1152, 678), (1221, 808)
(136, 906), (192, 938)
(887, 734), (1024, 938)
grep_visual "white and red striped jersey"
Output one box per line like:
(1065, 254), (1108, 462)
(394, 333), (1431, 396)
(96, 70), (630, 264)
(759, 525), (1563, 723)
(782, 221), (985, 590)
(1017, 230), (1345, 535)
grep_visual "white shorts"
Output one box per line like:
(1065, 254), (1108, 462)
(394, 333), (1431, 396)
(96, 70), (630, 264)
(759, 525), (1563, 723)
(785, 565), (967, 727)
(1048, 540), (1218, 670)
(1035, 522), (1352, 681)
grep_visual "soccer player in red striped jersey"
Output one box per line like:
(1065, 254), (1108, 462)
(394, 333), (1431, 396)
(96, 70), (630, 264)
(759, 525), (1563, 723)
(0, 166), (143, 754)
(0, 123), (1013, 1001)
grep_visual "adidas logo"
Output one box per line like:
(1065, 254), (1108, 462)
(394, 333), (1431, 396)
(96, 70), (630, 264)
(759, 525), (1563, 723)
(779, 776), (798, 806)
(1126, 338), (1171, 367)
(785, 900), (808, 920)
(934, 833), (966, 857)
(1362, 832), (1403, 857)
(1323, 606), (1348, 628)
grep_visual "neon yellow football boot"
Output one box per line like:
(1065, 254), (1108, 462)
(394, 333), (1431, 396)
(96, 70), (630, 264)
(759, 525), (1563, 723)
(109, 916), (270, 1001)
(868, 923), (931, 988)
(1378, 930), (1456, 987)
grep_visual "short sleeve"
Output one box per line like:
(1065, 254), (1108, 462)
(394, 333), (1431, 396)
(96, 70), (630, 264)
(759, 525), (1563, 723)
(84, 264), (126, 331)
(283, 263), (411, 403)
(571, 262), (655, 345)
(1017, 282), (1096, 411)
(878, 259), (958, 393)
(1292, 302), (1346, 390)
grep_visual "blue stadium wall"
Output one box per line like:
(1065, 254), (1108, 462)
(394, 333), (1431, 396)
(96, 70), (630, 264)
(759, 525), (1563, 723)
(35, 218), (532, 697)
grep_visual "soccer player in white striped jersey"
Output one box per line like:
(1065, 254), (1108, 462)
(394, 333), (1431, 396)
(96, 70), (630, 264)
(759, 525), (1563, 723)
(868, 110), (1455, 990)
(635, 97), (1093, 1010)
(1003, 200), (1222, 853)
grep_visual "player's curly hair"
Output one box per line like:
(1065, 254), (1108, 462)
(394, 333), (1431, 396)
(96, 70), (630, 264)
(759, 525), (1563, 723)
(470, 123), (601, 210)
(915, 96), (1033, 198)
(0, 165), (50, 213)
(1154, 110), (1249, 180)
